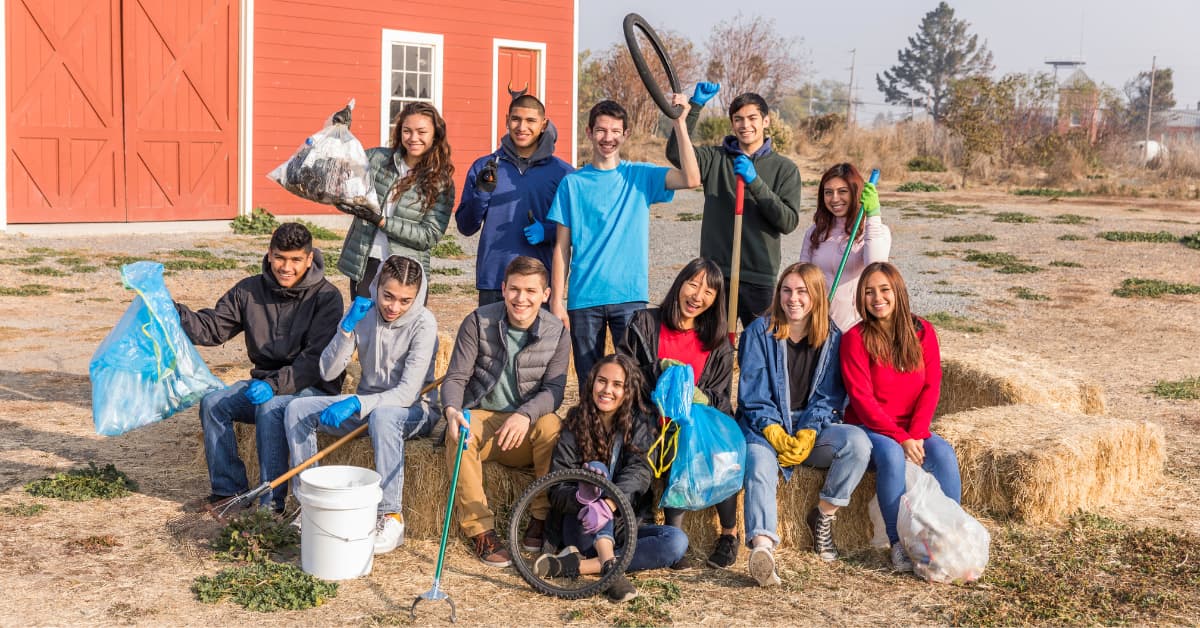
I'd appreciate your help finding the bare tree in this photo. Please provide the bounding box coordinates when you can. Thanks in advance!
[581,30,702,136]
[703,14,806,113]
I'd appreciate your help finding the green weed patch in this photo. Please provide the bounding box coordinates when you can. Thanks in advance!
[922,250,957,258]
[924,311,998,333]
[906,156,946,172]
[19,266,68,277]
[897,181,943,193]
[1057,234,1087,241]
[947,512,1200,625]
[1150,377,1200,400]
[1009,286,1050,301]
[1097,231,1177,243]
[612,578,681,627]
[298,220,341,241]
[1179,233,1200,250]
[1112,278,1200,298]
[0,284,53,296]
[993,212,1040,224]
[1050,213,1095,224]
[1049,260,1083,268]
[677,212,702,222]
[211,509,300,562]
[431,236,466,259]
[1012,188,1086,197]
[24,463,137,501]
[0,255,45,265]
[943,233,995,243]
[428,283,452,295]
[231,208,280,235]
[432,267,463,276]
[193,561,338,612]
[964,251,1041,274]
[1,502,46,517]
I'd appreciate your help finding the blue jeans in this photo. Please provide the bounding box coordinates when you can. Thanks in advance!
[199,380,320,508]
[284,395,433,514]
[567,301,645,390]
[561,515,688,572]
[866,431,961,544]
[743,423,872,546]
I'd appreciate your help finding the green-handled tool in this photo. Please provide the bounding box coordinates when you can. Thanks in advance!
[829,168,881,302]
[411,409,471,623]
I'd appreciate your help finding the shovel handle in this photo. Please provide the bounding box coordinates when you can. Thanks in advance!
[727,176,746,344]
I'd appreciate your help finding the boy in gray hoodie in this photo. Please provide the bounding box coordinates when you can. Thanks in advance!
[282,255,439,555]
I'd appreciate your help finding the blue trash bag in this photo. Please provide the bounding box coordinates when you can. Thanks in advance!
[653,364,747,510]
[89,262,225,436]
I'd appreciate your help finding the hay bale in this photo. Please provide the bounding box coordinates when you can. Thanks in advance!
[938,346,1106,416]
[936,405,1165,522]
[674,468,878,552]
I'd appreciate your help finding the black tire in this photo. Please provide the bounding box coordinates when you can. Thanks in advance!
[622,13,684,120]
[508,468,638,599]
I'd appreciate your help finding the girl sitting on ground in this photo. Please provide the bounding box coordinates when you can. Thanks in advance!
[800,163,891,331]
[617,258,735,569]
[537,354,688,603]
[839,261,961,573]
[333,102,456,297]
[738,262,871,586]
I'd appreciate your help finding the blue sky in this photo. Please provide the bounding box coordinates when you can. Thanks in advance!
[578,0,1200,120]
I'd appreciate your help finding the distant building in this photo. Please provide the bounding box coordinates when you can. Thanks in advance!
[1054,69,1102,143]
[1156,109,1200,145]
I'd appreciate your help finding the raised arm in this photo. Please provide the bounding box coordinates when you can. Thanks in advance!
[663,94,701,190]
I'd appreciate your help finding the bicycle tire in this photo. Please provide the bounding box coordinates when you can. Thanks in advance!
[508,468,638,599]
[622,13,684,120]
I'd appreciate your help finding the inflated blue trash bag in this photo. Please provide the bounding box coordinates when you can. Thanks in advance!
[89,262,225,436]
[653,364,746,510]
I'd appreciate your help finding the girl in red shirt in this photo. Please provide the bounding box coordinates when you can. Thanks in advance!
[839,261,961,573]
[618,257,734,569]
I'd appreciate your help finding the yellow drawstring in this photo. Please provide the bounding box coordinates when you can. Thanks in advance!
[646,418,679,479]
[131,278,179,383]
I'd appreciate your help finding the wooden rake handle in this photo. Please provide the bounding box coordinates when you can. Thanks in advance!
[267,375,445,490]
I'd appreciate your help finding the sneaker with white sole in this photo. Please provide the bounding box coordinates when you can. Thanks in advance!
[890,542,914,573]
[748,545,781,587]
[374,514,404,555]
[533,545,582,579]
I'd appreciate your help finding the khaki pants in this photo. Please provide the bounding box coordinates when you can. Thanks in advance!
[445,409,561,538]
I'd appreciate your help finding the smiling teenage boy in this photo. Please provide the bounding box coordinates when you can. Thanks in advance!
[440,256,570,567]
[549,96,701,389]
[175,223,344,511]
[667,86,802,330]
[456,95,574,306]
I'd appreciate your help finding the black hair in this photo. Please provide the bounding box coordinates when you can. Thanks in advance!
[587,100,628,130]
[728,92,770,119]
[509,94,546,116]
[270,222,313,253]
[376,255,423,289]
[658,257,728,352]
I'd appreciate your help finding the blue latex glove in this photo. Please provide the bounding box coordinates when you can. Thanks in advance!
[320,396,361,429]
[692,82,720,105]
[244,380,274,405]
[340,296,374,333]
[575,461,611,504]
[733,155,758,185]
[524,220,546,245]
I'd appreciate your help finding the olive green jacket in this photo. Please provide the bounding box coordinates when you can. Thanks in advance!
[337,147,455,281]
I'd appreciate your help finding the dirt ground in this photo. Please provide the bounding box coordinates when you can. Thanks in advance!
[0,186,1198,626]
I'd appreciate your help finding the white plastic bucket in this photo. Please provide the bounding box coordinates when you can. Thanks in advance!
[295,465,382,581]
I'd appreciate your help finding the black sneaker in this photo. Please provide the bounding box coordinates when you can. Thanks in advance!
[806,507,839,561]
[533,545,582,579]
[707,534,738,569]
[602,560,638,603]
[668,553,696,570]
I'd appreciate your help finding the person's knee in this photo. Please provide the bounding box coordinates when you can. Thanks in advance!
[664,527,689,562]
[530,413,561,441]
[842,429,873,466]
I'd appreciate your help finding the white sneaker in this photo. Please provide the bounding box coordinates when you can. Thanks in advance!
[374,514,404,555]
[748,545,781,587]
[890,542,914,573]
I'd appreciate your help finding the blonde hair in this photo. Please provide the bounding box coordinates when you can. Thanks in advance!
[768,262,829,347]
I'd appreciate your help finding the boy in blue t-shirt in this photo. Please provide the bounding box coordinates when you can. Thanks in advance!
[548,97,700,389]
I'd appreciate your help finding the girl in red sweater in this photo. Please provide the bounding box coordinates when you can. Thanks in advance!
[839,261,961,573]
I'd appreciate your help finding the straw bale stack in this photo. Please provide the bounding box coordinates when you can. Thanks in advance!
[936,404,1164,522]
[938,346,1106,416]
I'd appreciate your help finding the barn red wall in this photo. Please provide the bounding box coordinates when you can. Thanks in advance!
[252,0,576,216]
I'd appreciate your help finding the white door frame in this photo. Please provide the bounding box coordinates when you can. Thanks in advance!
[491,38,547,150]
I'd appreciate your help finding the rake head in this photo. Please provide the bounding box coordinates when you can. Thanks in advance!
[410,581,457,624]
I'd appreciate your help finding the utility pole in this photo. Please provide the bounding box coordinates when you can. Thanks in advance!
[1144,55,1157,162]
[846,48,856,129]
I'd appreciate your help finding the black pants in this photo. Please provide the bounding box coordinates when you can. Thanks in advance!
[349,257,382,299]
[723,280,773,332]
[664,494,739,532]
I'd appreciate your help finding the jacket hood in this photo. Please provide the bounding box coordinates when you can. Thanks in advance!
[261,248,328,297]
[501,118,560,169]
[721,135,773,158]
[366,254,429,329]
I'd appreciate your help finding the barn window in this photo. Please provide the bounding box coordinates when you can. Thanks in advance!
[380,30,444,144]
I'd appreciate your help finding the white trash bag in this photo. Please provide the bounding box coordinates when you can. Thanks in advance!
[267,99,380,211]
[898,461,990,583]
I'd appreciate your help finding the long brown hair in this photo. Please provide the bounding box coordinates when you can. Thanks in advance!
[388,102,454,212]
[767,262,829,347]
[564,354,649,463]
[810,162,865,252]
[659,258,727,352]
[855,262,924,372]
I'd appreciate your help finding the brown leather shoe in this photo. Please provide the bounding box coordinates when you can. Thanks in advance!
[521,518,546,553]
[471,530,512,568]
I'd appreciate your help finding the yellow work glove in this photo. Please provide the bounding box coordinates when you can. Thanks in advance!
[762,424,792,455]
[777,429,817,467]
[692,388,709,405]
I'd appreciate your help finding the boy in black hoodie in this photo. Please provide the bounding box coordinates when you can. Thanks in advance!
[175,223,344,510]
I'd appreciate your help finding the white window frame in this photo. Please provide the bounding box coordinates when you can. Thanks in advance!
[491,38,547,149]
[380,29,444,146]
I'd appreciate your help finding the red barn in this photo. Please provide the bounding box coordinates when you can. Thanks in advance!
[1,0,578,228]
